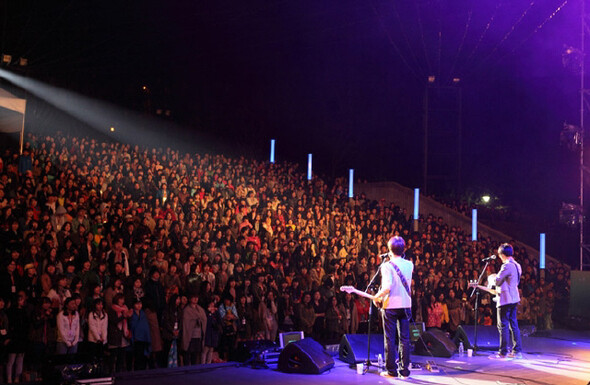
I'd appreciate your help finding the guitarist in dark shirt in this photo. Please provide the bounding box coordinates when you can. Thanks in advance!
[490,243,523,359]
[471,244,523,360]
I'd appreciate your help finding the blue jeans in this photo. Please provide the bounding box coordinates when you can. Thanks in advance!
[497,303,522,355]
[56,342,78,355]
[382,308,411,377]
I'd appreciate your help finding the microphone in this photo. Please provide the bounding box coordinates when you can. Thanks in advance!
[481,255,497,262]
[379,252,391,260]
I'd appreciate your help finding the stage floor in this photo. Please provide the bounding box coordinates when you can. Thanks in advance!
[115,330,590,385]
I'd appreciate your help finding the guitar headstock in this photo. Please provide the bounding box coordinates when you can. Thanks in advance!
[340,286,355,293]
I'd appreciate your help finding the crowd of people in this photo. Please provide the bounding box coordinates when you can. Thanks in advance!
[0,132,570,382]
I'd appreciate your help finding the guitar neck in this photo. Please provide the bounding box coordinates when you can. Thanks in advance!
[340,286,375,300]
[471,284,497,296]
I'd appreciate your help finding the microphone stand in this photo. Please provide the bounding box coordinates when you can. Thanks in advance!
[362,256,387,374]
[469,260,490,356]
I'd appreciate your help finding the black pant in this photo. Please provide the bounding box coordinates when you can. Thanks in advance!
[160,339,173,368]
[497,303,522,355]
[382,308,411,377]
[91,342,105,358]
[183,338,202,366]
[219,332,236,360]
[133,341,149,371]
[109,347,126,374]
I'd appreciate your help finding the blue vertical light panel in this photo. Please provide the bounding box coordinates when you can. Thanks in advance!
[270,139,275,163]
[307,154,312,181]
[413,188,419,220]
[472,209,477,241]
[540,233,546,269]
[348,169,354,198]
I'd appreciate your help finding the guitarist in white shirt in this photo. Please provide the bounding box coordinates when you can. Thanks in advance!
[489,243,523,360]
[372,236,413,379]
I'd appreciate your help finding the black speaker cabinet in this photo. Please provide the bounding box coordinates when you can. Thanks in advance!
[413,328,457,358]
[338,334,384,364]
[278,338,334,374]
[454,325,499,350]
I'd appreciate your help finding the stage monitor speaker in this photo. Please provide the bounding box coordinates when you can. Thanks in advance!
[413,328,456,358]
[454,325,499,350]
[338,334,384,364]
[410,322,425,342]
[278,338,334,374]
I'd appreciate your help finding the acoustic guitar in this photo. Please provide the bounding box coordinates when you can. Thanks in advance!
[468,277,499,303]
[340,285,387,309]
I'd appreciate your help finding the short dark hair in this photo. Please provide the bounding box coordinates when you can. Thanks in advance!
[388,236,406,256]
[64,297,75,308]
[499,243,513,257]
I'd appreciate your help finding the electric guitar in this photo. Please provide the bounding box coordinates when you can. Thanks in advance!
[339,285,387,309]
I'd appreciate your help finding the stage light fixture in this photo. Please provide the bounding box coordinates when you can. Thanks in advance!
[560,122,582,151]
[110,126,115,132]
[482,195,491,204]
[1,54,12,64]
[19,58,27,66]
[428,75,436,83]
[560,202,582,227]
[562,45,582,73]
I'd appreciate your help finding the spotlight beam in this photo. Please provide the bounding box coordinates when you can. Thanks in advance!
[0,68,128,137]
[0,68,219,153]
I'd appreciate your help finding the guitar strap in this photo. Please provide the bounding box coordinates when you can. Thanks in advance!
[509,259,521,285]
[390,261,411,298]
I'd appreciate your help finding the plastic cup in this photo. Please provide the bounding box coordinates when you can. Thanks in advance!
[467,349,473,357]
[356,363,364,374]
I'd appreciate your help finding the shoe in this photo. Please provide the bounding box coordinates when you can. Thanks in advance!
[397,371,410,380]
[507,352,523,359]
[488,353,512,360]
[380,371,397,378]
